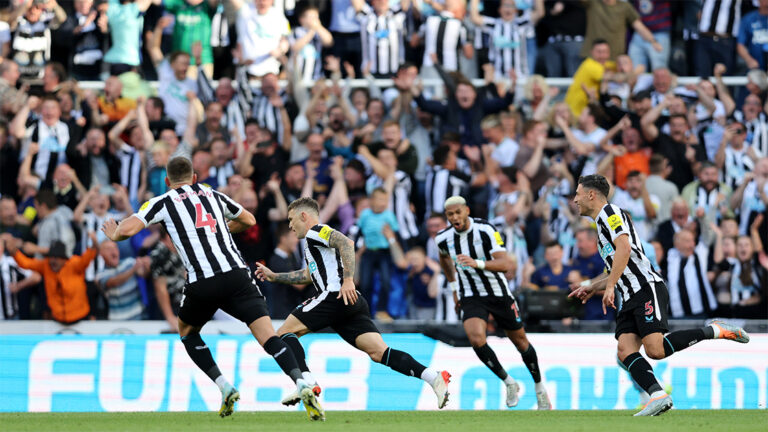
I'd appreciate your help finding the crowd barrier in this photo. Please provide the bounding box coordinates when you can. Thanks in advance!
[1,332,765,412]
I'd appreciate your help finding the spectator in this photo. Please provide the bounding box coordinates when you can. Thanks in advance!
[233,0,290,77]
[513,120,548,193]
[656,198,694,254]
[95,76,137,124]
[353,0,408,78]
[557,102,609,177]
[425,144,470,217]
[681,161,731,224]
[368,120,418,177]
[696,0,741,75]
[662,229,717,319]
[731,157,768,235]
[645,154,678,223]
[147,228,185,330]
[599,117,651,189]
[11,96,76,188]
[738,0,768,72]
[538,0,586,77]
[96,239,146,320]
[715,122,760,192]
[565,39,614,117]
[641,101,708,191]
[358,187,399,322]
[9,0,67,80]
[265,222,308,319]
[164,0,217,77]
[571,228,611,320]
[102,0,160,74]
[147,35,199,136]
[529,241,576,291]
[196,102,230,149]
[581,0,661,61]
[0,197,31,241]
[60,0,105,81]
[416,0,473,75]
[107,108,151,205]
[9,236,96,323]
[0,234,41,320]
[403,245,439,320]
[192,149,217,189]
[732,93,768,158]
[0,61,24,121]
[482,114,519,168]
[29,188,76,256]
[289,5,333,82]
[628,0,671,71]
[328,0,362,77]
[67,128,121,192]
[609,171,659,241]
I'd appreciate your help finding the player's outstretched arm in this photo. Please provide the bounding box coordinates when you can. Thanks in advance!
[227,209,256,234]
[568,273,609,303]
[102,216,145,242]
[255,263,311,284]
[602,235,631,314]
[328,230,358,305]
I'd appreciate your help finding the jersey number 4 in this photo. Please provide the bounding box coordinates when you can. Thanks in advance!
[194,203,217,234]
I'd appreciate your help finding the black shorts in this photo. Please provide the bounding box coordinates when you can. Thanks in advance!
[179,268,270,327]
[291,291,380,346]
[460,295,524,331]
[615,282,670,340]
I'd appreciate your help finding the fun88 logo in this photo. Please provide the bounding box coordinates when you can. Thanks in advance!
[309,261,318,273]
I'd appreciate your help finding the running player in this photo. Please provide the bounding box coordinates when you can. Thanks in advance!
[254,197,451,414]
[570,174,750,416]
[101,157,323,420]
[436,196,552,410]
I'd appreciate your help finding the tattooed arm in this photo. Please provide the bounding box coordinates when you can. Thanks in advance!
[328,229,359,304]
[254,264,312,284]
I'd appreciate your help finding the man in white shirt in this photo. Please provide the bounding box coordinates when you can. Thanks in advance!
[556,103,608,177]
[482,114,518,167]
[610,171,660,242]
[234,0,290,77]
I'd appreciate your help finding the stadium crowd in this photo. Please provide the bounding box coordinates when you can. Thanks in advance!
[0,0,766,329]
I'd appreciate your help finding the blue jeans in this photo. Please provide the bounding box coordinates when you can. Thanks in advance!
[359,249,392,313]
[540,40,583,77]
[628,31,670,71]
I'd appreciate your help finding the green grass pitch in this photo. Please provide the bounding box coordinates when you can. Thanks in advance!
[2,410,767,432]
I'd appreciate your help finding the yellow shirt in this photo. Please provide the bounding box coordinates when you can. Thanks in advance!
[564,58,616,117]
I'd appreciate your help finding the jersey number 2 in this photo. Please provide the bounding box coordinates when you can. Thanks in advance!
[195,203,217,234]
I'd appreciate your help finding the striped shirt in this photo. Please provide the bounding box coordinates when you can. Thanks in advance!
[81,212,123,282]
[476,16,529,78]
[96,257,143,320]
[303,224,345,294]
[290,26,324,82]
[699,0,742,37]
[421,12,469,72]
[0,255,30,320]
[116,142,143,205]
[595,203,664,303]
[425,167,470,219]
[209,161,236,190]
[365,170,419,241]
[721,146,754,192]
[737,111,768,157]
[251,89,288,145]
[21,120,70,187]
[134,183,247,283]
[435,218,512,298]
[357,5,407,76]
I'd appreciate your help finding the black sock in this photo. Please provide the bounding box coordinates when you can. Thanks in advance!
[181,334,222,383]
[519,345,541,383]
[663,327,713,357]
[263,336,302,382]
[381,348,427,378]
[622,352,663,395]
[473,344,508,381]
[281,333,309,373]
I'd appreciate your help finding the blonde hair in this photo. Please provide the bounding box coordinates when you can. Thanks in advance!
[524,74,548,101]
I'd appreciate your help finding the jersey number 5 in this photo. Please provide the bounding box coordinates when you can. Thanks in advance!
[195,203,217,234]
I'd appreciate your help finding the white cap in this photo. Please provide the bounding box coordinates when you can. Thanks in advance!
[444,196,467,208]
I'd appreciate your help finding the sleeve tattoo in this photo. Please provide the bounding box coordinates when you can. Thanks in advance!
[328,229,356,279]
[272,268,312,284]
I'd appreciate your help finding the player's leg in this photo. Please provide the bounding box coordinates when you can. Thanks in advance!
[618,332,672,416]
[640,282,748,360]
[178,317,239,417]
[277,314,322,407]
[504,327,550,409]
[353,331,451,409]
[463,315,521,407]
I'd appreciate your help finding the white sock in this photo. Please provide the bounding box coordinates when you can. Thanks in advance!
[302,372,316,385]
[421,368,438,383]
[710,323,721,338]
[215,375,231,392]
[649,390,667,400]
[639,391,651,404]
[535,382,546,393]
[503,375,516,385]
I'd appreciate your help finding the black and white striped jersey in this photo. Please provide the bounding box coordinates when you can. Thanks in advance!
[366,170,419,241]
[0,255,30,320]
[116,142,143,205]
[290,26,324,81]
[251,89,288,145]
[209,161,236,190]
[595,204,664,303]
[357,5,407,76]
[420,12,469,72]
[134,183,247,283]
[303,224,344,294]
[698,0,741,37]
[721,146,755,191]
[435,218,512,298]
[81,211,123,281]
[475,16,529,78]
[425,167,470,218]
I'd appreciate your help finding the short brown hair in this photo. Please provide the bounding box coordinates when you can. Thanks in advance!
[287,197,319,216]
[166,157,194,184]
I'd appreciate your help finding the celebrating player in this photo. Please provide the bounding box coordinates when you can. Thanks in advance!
[436,196,552,410]
[254,197,452,415]
[101,157,322,420]
[570,174,750,416]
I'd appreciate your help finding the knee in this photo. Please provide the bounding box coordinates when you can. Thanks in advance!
[512,336,529,352]
[368,347,387,363]
[467,332,487,348]
[616,347,634,362]
[645,345,666,360]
